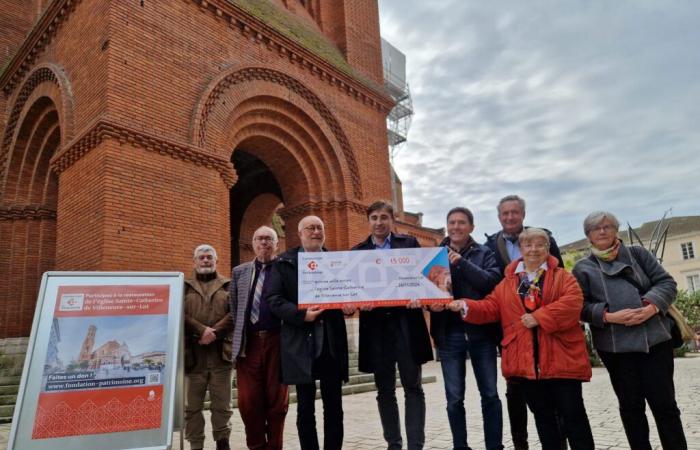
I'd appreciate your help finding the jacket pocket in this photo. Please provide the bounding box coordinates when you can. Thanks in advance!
[500,331,518,376]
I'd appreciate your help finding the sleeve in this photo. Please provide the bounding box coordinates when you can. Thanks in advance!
[633,247,677,313]
[572,262,607,328]
[531,271,584,334]
[229,268,239,320]
[453,248,502,297]
[213,283,234,335]
[463,282,505,324]
[267,261,308,326]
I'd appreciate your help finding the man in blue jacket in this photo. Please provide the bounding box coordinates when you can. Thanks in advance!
[430,207,503,450]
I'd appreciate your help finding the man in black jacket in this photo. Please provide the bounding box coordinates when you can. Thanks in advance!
[484,195,564,450]
[346,201,433,450]
[267,215,349,450]
[430,207,503,450]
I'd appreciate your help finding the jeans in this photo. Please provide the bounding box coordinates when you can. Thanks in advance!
[521,379,594,450]
[373,316,425,450]
[439,330,503,450]
[598,339,687,450]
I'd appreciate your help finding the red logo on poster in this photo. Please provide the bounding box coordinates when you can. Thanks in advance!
[307,261,318,271]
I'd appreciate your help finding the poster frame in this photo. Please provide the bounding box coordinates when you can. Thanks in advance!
[7,271,184,450]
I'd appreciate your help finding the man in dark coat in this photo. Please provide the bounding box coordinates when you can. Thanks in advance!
[348,201,433,450]
[483,195,564,450]
[267,215,349,450]
[430,207,504,450]
[230,225,288,450]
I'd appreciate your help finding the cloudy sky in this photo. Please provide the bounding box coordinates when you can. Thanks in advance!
[377,0,700,245]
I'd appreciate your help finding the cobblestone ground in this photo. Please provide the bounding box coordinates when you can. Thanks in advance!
[2,354,698,449]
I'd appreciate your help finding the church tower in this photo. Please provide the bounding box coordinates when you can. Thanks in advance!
[78,325,96,361]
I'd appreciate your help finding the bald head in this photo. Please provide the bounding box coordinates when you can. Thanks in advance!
[298,215,325,252]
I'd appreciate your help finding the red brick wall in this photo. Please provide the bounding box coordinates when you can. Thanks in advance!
[0,0,397,336]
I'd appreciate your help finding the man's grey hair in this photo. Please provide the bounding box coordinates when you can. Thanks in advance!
[583,211,620,236]
[193,244,217,259]
[253,225,279,243]
[497,195,526,213]
[297,215,324,232]
[518,228,550,248]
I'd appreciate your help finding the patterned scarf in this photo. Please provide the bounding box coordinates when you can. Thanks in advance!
[518,268,545,312]
[591,239,621,262]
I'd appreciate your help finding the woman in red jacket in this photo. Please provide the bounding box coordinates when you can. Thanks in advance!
[448,228,594,450]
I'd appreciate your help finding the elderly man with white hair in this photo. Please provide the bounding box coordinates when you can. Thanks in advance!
[230,226,288,450]
[184,244,233,450]
[267,215,349,450]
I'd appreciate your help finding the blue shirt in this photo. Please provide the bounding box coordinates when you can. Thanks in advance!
[505,239,522,262]
[372,234,392,250]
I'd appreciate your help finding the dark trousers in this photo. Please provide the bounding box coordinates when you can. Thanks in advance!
[236,331,288,450]
[521,379,594,450]
[598,340,687,450]
[373,317,425,450]
[506,379,529,449]
[295,346,344,450]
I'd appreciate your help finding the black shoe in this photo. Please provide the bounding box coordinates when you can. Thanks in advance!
[216,439,231,450]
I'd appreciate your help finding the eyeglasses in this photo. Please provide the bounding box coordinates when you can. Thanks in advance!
[591,225,616,233]
[253,236,275,242]
[521,243,548,250]
[303,225,324,233]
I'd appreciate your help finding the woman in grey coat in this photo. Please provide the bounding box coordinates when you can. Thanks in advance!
[572,211,687,450]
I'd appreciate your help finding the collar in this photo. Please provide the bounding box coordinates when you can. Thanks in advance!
[371,233,392,248]
[254,257,275,271]
[514,260,548,275]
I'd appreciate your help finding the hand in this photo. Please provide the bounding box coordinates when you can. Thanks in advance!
[198,327,217,345]
[447,247,462,266]
[360,304,374,311]
[304,306,323,322]
[521,313,539,329]
[604,308,640,325]
[341,304,357,315]
[429,303,446,312]
[624,304,657,326]
[446,300,466,313]
[406,299,422,309]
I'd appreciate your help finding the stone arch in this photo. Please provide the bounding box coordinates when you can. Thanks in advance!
[0,65,70,337]
[192,66,362,199]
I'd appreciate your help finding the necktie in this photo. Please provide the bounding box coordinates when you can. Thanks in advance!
[250,265,266,324]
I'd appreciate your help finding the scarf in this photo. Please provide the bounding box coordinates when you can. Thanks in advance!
[591,239,621,262]
[518,268,545,312]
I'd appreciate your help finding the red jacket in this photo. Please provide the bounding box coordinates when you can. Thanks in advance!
[464,255,591,381]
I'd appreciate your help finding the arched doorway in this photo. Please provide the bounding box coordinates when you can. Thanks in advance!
[0,96,61,337]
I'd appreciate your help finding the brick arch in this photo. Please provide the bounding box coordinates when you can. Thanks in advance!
[0,94,62,337]
[192,66,362,199]
[0,64,74,191]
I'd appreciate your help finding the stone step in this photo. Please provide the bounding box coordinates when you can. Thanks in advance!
[0,367,24,378]
[0,394,16,406]
[0,385,18,396]
[0,405,15,423]
[0,376,21,386]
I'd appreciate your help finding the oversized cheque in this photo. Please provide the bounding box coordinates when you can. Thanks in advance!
[298,247,453,309]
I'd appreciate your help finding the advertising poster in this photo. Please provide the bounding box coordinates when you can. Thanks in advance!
[32,284,170,439]
[298,247,453,309]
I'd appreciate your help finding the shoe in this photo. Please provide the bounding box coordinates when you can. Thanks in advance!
[216,439,231,450]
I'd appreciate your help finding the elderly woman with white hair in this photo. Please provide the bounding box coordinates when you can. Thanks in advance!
[572,211,687,450]
[448,228,594,450]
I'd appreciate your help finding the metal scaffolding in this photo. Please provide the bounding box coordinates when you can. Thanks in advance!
[381,38,414,163]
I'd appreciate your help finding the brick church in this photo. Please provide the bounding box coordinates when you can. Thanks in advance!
[0,0,442,339]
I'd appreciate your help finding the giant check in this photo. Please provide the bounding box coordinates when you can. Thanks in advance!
[298,247,453,309]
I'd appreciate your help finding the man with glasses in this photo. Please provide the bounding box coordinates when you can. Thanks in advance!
[484,195,564,450]
[184,244,233,450]
[267,216,349,450]
[230,226,288,450]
